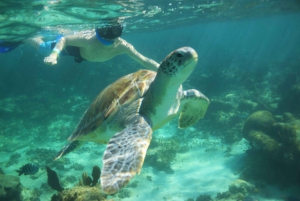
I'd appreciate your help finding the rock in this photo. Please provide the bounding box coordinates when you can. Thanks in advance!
[240,111,300,188]
[243,110,280,152]
[243,110,275,137]
[215,180,257,201]
[247,130,281,151]
[0,174,23,201]
[51,186,107,201]
[272,113,300,152]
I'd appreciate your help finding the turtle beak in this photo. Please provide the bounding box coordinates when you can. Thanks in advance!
[182,47,198,66]
[180,47,198,73]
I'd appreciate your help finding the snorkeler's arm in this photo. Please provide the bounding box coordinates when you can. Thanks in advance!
[123,41,159,71]
[43,37,66,65]
[44,35,89,66]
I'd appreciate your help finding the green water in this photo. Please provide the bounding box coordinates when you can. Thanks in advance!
[0,1,300,201]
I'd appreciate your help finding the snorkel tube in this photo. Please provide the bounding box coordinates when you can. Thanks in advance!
[95,29,114,46]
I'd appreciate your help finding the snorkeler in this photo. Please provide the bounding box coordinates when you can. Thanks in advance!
[43,21,159,71]
[1,20,159,71]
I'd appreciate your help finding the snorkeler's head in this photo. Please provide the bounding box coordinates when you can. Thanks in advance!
[96,23,123,40]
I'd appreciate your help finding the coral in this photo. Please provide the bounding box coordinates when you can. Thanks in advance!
[238,99,258,113]
[224,122,244,144]
[5,152,21,167]
[146,175,152,182]
[0,174,22,201]
[46,166,64,192]
[202,98,248,144]
[195,194,212,201]
[29,188,43,200]
[247,130,281,152]
[81,172,92,186]
[243,110,275,137]
[45,159,101,199]
[77,166,101,187]
[273,113,300,152]
[215,180,257,201]
[117,189,131,199]
[127,180,139,188]
[25,148,70,168]
[211,99,235,112]
[243,110,280,152]
[91,166,101,186]
[241,111,300,188]
[178,144,190,153]
[240,149,300,188]
[244,111,300,157]
[51,186,107,201]
[228,180,256,195]
[145,137,180,173]
[64,175,77,184]
[71,163,84,171]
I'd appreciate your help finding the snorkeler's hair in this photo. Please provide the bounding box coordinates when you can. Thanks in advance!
[100,18,122,27]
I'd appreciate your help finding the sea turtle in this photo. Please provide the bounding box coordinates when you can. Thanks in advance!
[54,47,210,194]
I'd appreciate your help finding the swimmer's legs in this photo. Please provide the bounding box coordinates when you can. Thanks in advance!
[24,37,56,56]
[1,37,57,56]
[23,37,44,51]
[0,41,23,53]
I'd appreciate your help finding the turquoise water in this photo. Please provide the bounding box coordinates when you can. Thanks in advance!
[1,1,300,201]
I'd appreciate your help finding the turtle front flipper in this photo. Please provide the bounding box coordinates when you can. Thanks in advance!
[178,89,210,128]
[101,116,152,194]
[54,140,84,160]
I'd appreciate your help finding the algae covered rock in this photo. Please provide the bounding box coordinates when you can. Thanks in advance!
[0,174,23,201]
[246,130,281,152]
[145,138,180,173]
[243,110,280,152]
[243,110,300,154]
[215,179,257,201]
[241,111,300,188]
[117,188,131,199]
[273,113,300,152]
[243,110,275,137]
[51,186,107,201]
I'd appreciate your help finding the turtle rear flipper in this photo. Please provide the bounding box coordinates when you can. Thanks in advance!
[178,89,210,128]
[101,116,152,194]
[54,140,84,160]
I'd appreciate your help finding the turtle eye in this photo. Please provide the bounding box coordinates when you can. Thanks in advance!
[176,53,183,57]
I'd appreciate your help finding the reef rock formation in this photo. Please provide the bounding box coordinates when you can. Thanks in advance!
[0,174,23,201]
[241,110,300,187]
[215,179,257,201]
[145,138,180,174]
[243,110,300,157]
[273,112,300,153]
[242,110,280,152]
[51,186,108,201]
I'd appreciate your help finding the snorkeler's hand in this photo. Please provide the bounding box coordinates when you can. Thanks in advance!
[44,54,58,66]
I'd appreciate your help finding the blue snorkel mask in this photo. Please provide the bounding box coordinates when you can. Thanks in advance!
[95,30,114,46]
[95,23,123,46]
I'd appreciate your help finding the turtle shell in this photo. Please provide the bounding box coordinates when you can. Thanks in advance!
[68,69,156,141]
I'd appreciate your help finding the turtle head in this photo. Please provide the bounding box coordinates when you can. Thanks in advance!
[158,47,198,83]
